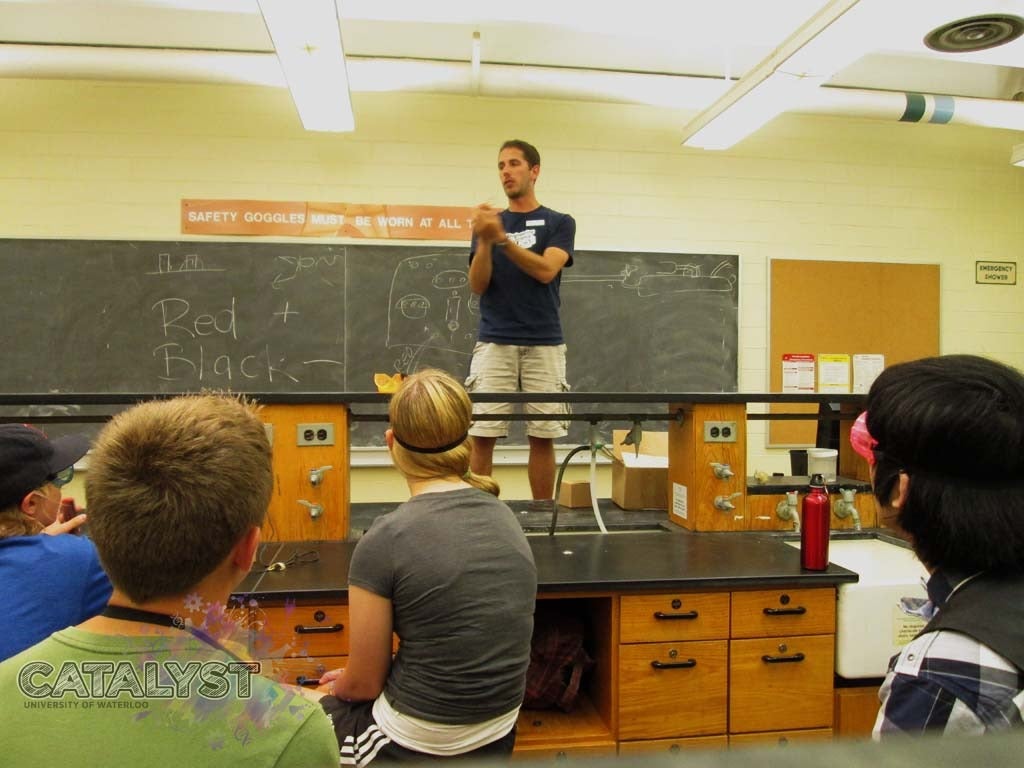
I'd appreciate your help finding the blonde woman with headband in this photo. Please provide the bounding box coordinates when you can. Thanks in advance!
[319,369,537,764]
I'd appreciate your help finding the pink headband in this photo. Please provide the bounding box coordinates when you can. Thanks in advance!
[849,411,877,466]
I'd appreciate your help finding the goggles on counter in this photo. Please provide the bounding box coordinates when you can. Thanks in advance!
[849,411,877,466]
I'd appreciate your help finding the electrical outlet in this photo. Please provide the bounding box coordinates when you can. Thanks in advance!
[296,423,335,446]
[703,420,737,443]
[263,423,274,446]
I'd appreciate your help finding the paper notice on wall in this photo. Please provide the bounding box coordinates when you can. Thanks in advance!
[672,483,688,521]
[852,354,885,394]
[782,353,816,393]
[817,353,851,393]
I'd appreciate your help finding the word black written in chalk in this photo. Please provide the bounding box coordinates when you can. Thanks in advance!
[153,342,302,384]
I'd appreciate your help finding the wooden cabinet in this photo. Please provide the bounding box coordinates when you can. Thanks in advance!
[667,403,748,531]
[731,588,835,638]
[618,593,729,741]
[834,685,881,738]
[729,588,836,737]
[513,595,617,757]
[260,403,349,541]
[262,654,347,688]
[617,587,836,749]
[729,728,833,748]
[619,592,729,642]
[619,640,728,739]
[514,702,617,760]
[619,736,728,755]
[729,635,835,732]
[245,587,838,756]
[251,602,349,660]
[747,492,878,532]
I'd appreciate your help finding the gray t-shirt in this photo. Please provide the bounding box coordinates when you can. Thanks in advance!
[349,487,537,724]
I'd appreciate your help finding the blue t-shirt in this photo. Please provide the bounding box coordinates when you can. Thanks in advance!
[0,534,112,661]
[470,206,575,345]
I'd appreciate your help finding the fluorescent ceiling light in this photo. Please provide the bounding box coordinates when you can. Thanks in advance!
[1013,143,1024,167]
[681,0,863,150]
[257,0,354,132]
[683,71,821,150]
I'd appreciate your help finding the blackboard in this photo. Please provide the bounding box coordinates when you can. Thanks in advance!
[0,239,738,446]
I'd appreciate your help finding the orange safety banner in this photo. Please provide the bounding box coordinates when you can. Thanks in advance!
[181,200,476,241]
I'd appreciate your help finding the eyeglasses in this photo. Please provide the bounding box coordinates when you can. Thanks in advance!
[48,466,75,488]
[849,411,878,466]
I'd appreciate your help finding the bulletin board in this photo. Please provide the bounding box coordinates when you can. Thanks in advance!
[768,259,940,445]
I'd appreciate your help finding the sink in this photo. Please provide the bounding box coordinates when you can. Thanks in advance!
[788,536,929,678]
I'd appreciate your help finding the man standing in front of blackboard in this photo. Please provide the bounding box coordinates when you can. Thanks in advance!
[467,139,576,500]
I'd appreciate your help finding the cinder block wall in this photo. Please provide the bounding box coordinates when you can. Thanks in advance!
[3,79,1022,500]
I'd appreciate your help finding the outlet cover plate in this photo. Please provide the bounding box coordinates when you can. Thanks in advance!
[703,421,738,443]
[297,423,335,446]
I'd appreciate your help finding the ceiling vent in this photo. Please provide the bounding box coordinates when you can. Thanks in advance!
[924,14,1024,52]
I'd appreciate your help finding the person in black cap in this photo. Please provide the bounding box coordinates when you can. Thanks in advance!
[0,424,112,661]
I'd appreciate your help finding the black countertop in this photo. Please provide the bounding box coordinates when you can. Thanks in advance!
[234,528,857,603]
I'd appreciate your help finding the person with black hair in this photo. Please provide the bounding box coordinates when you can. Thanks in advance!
[851,354,1024,738]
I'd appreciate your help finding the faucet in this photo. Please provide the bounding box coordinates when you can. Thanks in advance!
[714,492,742,511]
[776,490,800,532]
[833,488,862,530]
[710,462,735,480]
[308,465,333,486]
[297,499,324,520]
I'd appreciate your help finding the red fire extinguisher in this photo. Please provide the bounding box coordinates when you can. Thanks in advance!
[800,474,830,571]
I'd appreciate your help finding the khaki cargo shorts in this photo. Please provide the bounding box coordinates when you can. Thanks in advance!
[464,342,570,439]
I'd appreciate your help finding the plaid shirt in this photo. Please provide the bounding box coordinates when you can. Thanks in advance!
[873,571,1024,738]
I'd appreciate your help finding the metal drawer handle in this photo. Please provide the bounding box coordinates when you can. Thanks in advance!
[762,606,807,616]
[294,623,344,634]
[651,659,697,669]
[761,652,806,664]
[653,610,699,620]
[295,675,321,687]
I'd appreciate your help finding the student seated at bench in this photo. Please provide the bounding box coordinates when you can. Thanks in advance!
[318,369,538,764]
[0,424,111,661]
[0,395,338,767]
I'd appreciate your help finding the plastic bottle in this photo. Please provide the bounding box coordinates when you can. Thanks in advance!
[800,474,830,570]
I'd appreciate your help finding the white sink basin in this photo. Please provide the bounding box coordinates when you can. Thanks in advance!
[788,537,929,678]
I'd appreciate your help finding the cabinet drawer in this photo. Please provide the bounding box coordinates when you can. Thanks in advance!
[253,604,349,658]
[512,742,616,760]
[260,654,347,688]
[729,729,833,748]
[729,635,835,733]
[730,588,835,638]
[618,736,728,755]
[618,640,727,739]
[620,593,729,643]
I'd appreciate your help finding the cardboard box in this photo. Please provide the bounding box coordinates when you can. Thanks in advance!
[557,481,592,508]
[611,430,669,510]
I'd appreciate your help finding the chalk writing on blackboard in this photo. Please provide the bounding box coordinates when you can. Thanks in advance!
[387,254,479,374]
[271,252,340,289]
[148,252,225,274]
[563,259,737,296]
[0,241,737,422]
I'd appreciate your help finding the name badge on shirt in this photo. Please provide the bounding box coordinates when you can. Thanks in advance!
[526,219,545,226]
